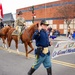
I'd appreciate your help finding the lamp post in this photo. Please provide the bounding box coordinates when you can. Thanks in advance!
[29,6,36,23]
[31,6,36,23]
[45,3,46,19]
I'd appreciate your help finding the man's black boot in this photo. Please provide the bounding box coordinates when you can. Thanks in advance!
[47,67,52,75]
[28,68,35,75]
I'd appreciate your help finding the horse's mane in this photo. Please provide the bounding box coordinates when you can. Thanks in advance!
[2,26,10,30]
[27,23,35,31]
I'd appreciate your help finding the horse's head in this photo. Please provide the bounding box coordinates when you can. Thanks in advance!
[1,26,12,35]
[22,23,39,40]
[28,23,39,32]
[33,23,39,31]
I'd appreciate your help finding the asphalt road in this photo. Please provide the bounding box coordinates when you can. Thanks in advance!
[0,39,75,75]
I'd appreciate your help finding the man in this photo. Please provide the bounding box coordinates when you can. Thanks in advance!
[15,11,26,32]
[12,11,26,41]
[47,26,52,36]
[72,31,75,39]
[67,26,71,37]
[0,18,4,29]
[28,19,52,75]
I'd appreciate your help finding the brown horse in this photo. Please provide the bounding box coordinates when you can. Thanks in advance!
[7,23,38,57]
[0,25,12,48]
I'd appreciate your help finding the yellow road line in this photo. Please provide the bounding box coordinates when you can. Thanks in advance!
[0,46,75,68]
[0,46,35,58]
[52,59,75,68]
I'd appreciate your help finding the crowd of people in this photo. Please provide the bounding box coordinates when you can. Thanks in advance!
[47,25,75,40]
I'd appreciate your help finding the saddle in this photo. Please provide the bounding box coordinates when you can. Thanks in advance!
[12,30,19,36]
[12,27,25,36]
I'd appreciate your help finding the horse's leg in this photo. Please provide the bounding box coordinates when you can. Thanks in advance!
[2,37,7,49]
[24,42,28,57]
[28,42,34,54]
[2,38,5,47]
[7,38,12,52]
[7,39,11,48]
[14,39,19,54]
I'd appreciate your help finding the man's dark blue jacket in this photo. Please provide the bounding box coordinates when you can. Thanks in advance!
[32,29,51,57]
[33,29,50,47]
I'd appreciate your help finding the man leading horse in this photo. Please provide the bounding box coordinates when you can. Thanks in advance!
[12,11,26,41]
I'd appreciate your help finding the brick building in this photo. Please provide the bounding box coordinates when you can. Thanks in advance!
[16,0,75,34]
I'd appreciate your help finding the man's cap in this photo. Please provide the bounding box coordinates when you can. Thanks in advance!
[40,19,49,26]
[17,11,22,15]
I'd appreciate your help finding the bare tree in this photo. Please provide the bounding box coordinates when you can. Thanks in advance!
[57,5,75,25]
[54,3,75,34]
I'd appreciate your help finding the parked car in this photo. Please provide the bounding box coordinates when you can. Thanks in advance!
[53,29,60,37]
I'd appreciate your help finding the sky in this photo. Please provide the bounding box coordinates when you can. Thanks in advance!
[0,0,59,14]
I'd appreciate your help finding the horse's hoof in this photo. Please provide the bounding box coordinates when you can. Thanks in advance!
[26,57,29,59]
[2,45,4,48]
[5,46,7,49]
[17,51,20,54]
[5,47,7,49]
[8,50,11,53]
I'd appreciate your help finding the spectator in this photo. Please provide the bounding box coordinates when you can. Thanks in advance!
[72,31,75,39]
[0,18,4,29]
[67,26,71,37]
[47,26,52,36]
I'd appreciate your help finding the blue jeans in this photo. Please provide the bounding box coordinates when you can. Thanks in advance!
[32,54,52,70]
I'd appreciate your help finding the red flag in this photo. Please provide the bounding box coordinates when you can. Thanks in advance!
[0,3,4,19]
